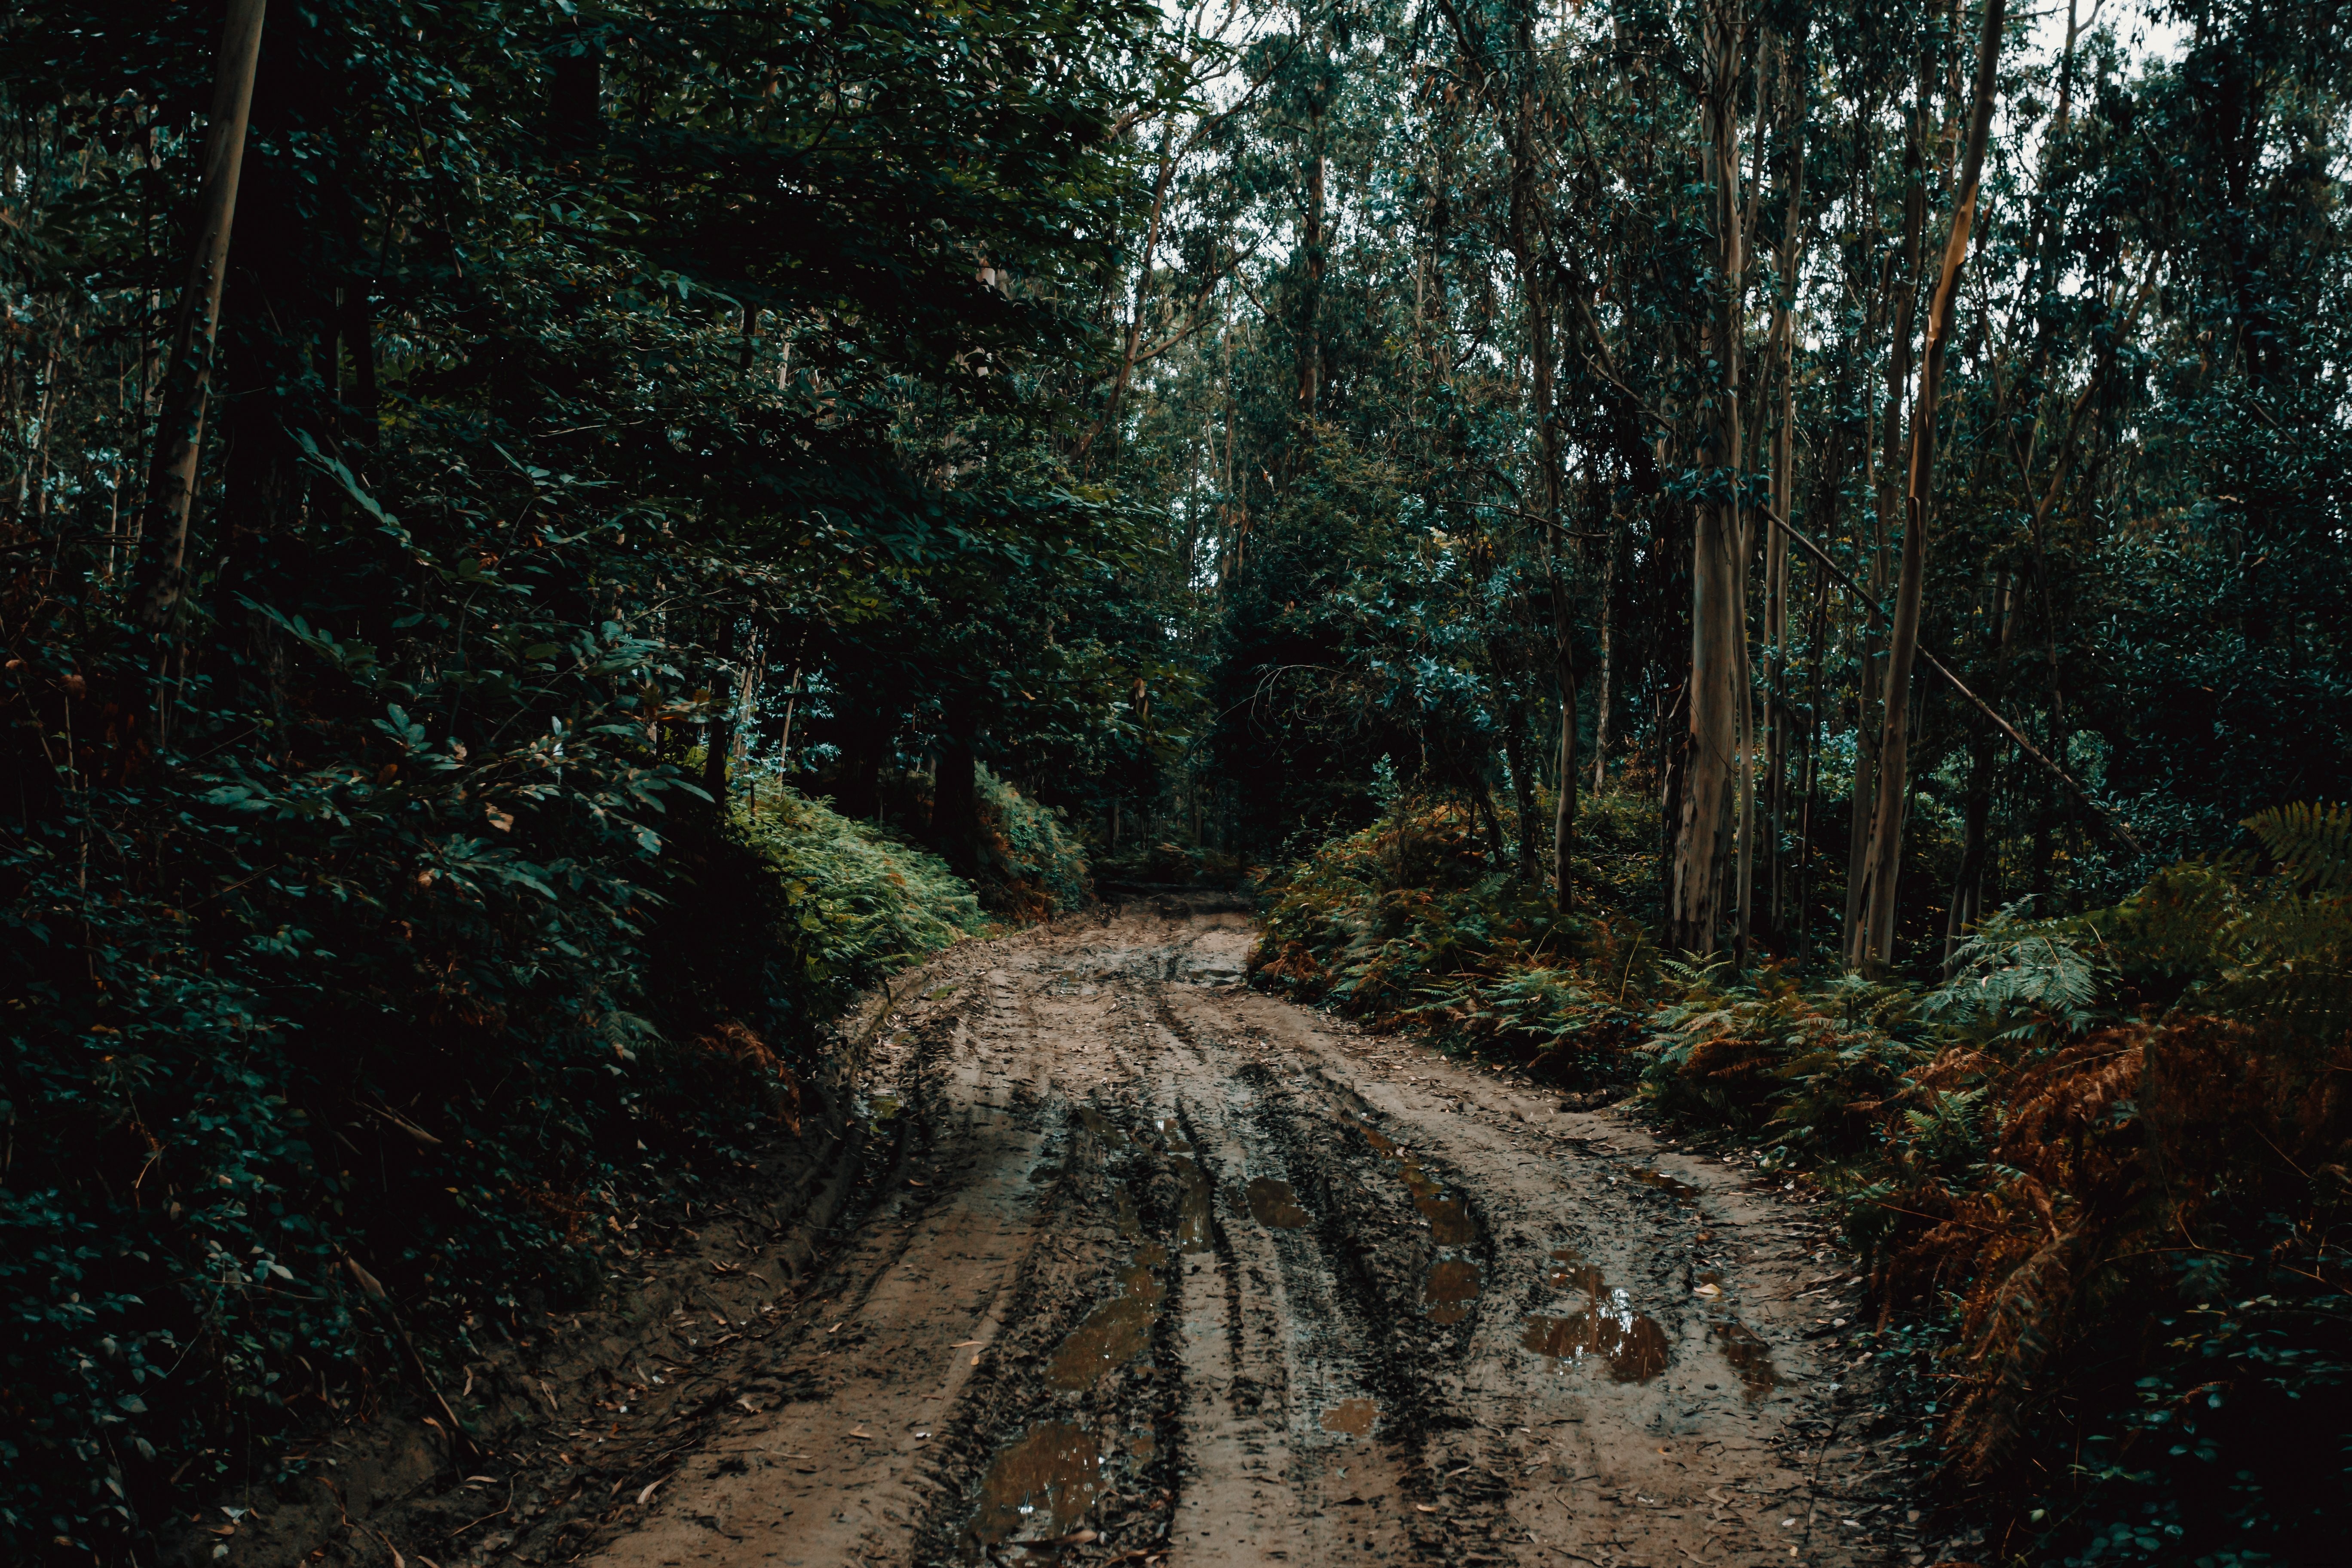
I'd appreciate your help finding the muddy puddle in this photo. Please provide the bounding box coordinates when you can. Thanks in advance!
[965,1421,1103,1556]
[1631,1167,1700,1201]
[1246,1176,1310,1229]
[1522,1297,1669,1380]
[1320,1398,1379,1436]
[1172,1158,1214,1253]
[1522,1247,1668,1381]
[1049,1245,1167,1390]
[1342,1109,1487,1325]
[1710,1319,1780,1399]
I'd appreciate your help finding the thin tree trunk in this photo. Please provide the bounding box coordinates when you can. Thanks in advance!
[1764,45,1807,941]
[1669,0,1747,959]
[1795,564,1831,961]
[1855,0,2007,974]
[1845,88,1926,968]
[1296,103,1325,417]
[132,0,268,635]
[1086,114,1179,466]
[702,619,739,802]
[1590,527,1615,793]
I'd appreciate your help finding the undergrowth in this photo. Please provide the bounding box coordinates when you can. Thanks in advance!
[1255,793,2352,1565]
[0,762,999,1560]
[975,765,1091,919]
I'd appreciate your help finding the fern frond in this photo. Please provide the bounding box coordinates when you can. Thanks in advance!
[2245,801,2352,894]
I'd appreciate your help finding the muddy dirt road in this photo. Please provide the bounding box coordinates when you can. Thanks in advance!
[580,901,1928,1568]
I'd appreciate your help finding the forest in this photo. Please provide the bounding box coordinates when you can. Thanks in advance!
[1,0,2346,1565]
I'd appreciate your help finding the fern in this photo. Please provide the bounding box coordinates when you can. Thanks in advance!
[1920,900,2108,1036]
[2245,801,2352,894]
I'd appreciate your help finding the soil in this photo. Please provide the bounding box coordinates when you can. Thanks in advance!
[206,900,1967,1568]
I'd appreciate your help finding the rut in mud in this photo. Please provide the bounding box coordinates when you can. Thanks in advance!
[575,901,1937,1568]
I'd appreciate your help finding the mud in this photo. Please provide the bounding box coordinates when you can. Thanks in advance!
[239,901,1956,1568]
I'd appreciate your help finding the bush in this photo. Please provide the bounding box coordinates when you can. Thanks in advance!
[974,766,1091,918]
[1252,790,1656,1084]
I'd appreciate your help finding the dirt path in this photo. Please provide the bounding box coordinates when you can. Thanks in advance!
[576,900,1926,1568]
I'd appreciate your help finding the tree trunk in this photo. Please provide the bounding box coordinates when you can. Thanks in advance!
[1668,0,1746,959]
[1763,45,1807,942]
[1943,573,2015,973]
[702,619,739,802]
[1854,0,2007,974]
[132,0,268,636]
[1296,102,1325,417]
[1844,82,1926,969]
[1590,526,1615,793]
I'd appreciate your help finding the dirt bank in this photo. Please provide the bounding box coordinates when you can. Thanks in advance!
[221,900,1969,1568]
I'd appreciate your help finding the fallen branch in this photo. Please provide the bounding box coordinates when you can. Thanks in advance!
[1767,509,2144,855]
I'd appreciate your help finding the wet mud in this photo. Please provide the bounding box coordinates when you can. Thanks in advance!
[569,900,1929,1568]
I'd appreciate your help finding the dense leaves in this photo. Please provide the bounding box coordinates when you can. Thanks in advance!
[0,0,1151,1556]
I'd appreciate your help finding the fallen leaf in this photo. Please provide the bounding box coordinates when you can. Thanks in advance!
[736,1396,760,1413]
[907,1179,927,1188]
[1416,1504,1438,1514]
[847,1427,873,1441]
[951,1340,981,1348]
[637,1482,660,1506]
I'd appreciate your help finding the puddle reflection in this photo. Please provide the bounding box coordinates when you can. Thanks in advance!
[1425,1258,1483,1323]
[1710,1319,1780,1400]
[1048,1253,1165,1390]
[1521,1289,1669,1381]
[966,1421,1101,1553]
[1630,1167,1700,1202]
[1524,1246,1667,1382]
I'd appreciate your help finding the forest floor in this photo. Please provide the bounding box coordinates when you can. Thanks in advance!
[564,897,1955,1568]
[238,897,1969,1568]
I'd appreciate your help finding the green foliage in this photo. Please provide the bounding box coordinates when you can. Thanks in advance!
[1253,790,1655,1082]
[740,786,986,994]
[974,765,1092,918]
[0,0,1142,1557]
[2244,801,2352,895]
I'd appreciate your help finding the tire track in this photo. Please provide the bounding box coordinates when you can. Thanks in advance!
[577,900,1923,1568]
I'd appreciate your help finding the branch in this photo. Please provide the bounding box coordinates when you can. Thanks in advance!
[1767,509,2144,855]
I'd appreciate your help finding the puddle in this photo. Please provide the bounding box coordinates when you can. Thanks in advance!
[1048,1254,1166,1389]
[1526,1250,1668,1381]
[1547,1250,1605,1295]
[1076,1106,1127,1149]
[966,1421,1102,1552]
[1521,1288,1669,1381]
[1113,1181,1142,1239]
[1341,1112,1485,1325]
[1172,1157,1214,1253]
[1630,1167,1700,1202]
[1709,1319,1780,1400]
[1150,1116,1193,1153]
[1246,1176,1310,1229]
[1424,1258,1483,1324]
[1417,1194,1475,1246]
[1320,1398,1379,1436]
